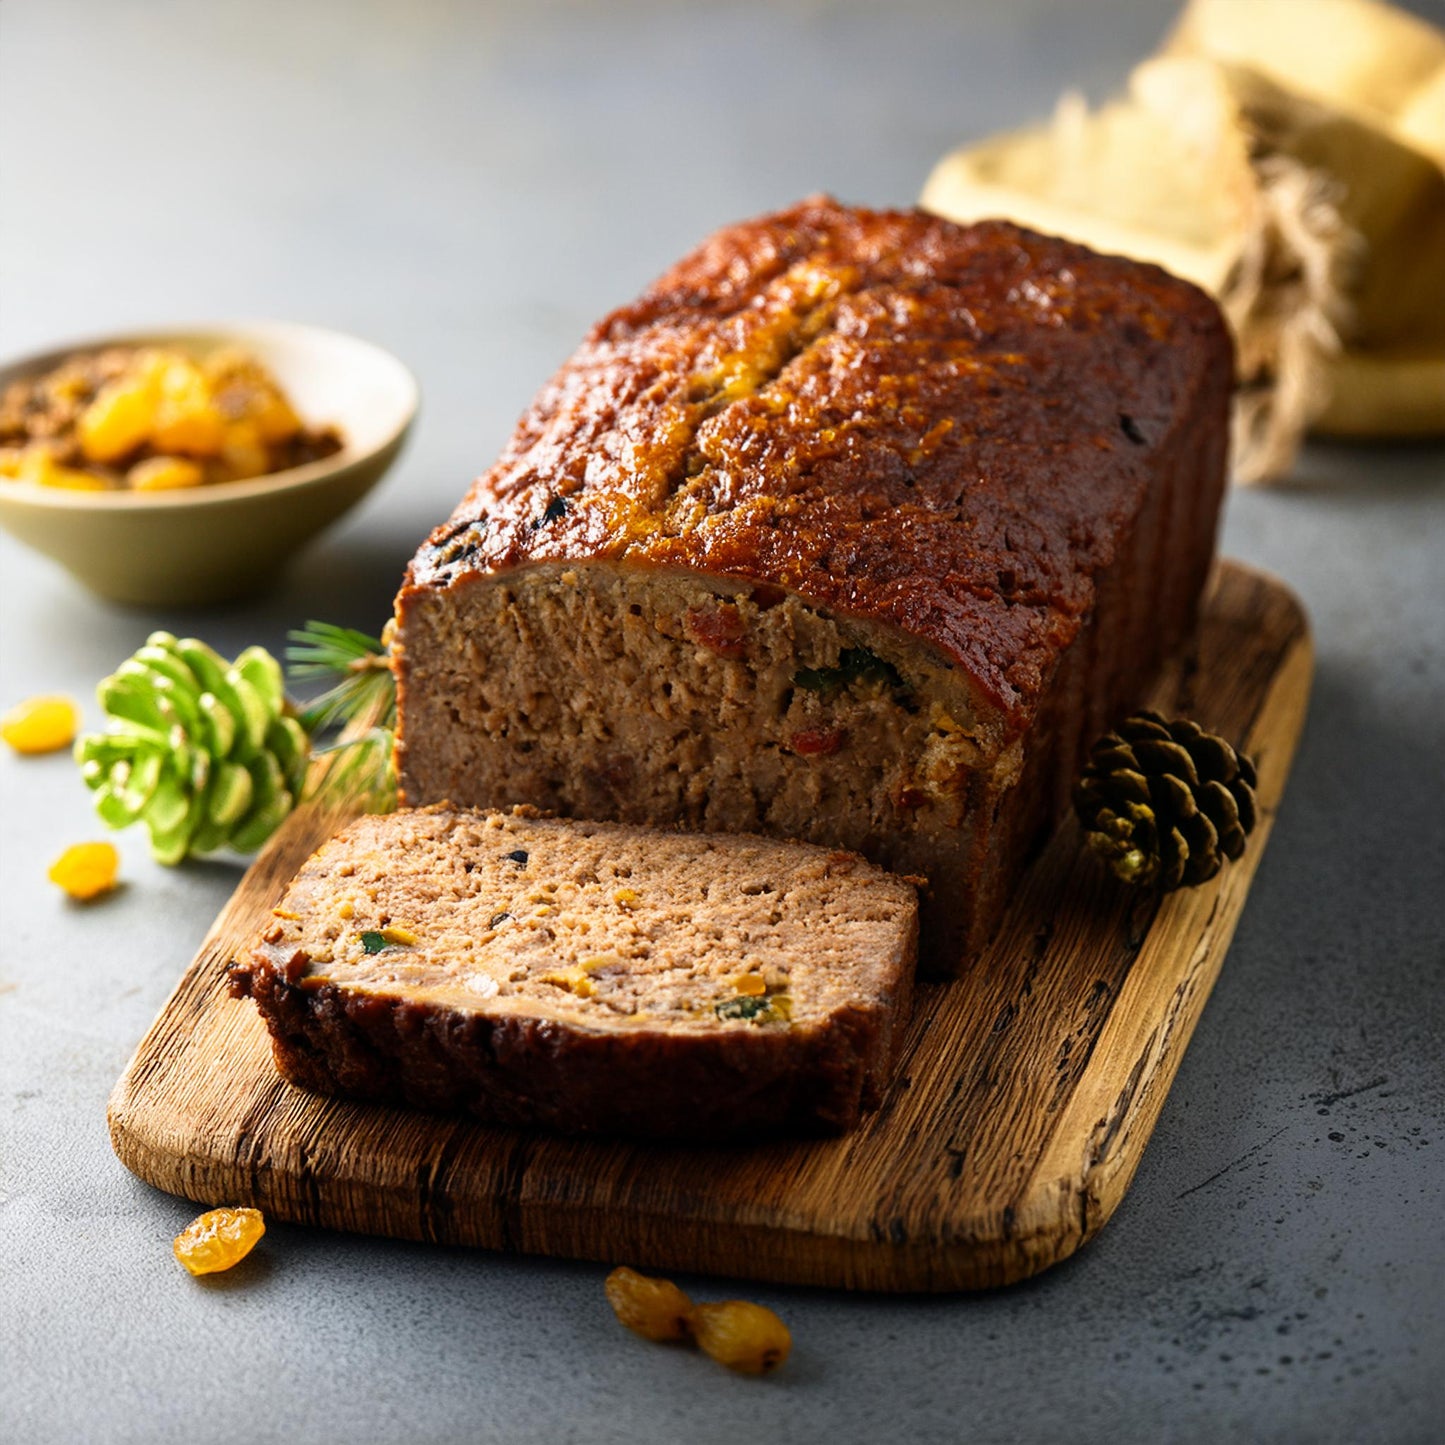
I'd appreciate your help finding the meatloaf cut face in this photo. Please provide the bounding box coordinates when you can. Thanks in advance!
[394,198,1234,972]
[234,805,918,1140]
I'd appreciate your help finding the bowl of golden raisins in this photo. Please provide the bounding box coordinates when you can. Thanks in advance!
[0,322,417,606]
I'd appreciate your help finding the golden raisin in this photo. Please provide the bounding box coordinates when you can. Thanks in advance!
[688,1300,792,1374]
[152,358,226,456]
[127,455,204,491]
[2,694,79,754]
[172,1206,265,1276]
[47,841,119,901]
[539,968,594,997]
[77,373,160,462]
[604,1266,694,1342]
[19,445,110,490]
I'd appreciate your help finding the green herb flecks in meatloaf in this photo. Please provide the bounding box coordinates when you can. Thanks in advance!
[393,197,1234,972]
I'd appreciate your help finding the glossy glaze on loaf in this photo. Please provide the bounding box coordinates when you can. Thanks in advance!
[394,198,1233,970]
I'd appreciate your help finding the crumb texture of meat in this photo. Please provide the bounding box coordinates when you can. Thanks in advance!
[238,805,917,1139]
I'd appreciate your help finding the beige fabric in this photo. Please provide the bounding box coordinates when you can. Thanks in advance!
[1164,0,1445,147]
[921,0,1445,481]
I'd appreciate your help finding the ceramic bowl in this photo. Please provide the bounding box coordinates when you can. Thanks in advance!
[0,322,418,607]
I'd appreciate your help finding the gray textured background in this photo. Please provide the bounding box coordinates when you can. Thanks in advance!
[2,2,1442,1442]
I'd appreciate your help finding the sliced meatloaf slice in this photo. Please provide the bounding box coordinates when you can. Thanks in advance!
[393,197,1234,972]
[232,804,917,1139]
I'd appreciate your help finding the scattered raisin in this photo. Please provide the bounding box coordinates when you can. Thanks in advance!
[172,1206,265,1276]
[604,1267,694,1342]
[604,1269,792,1374]
[48,841,119,900]
[2,694,79,754]
[688,1300,792,1374]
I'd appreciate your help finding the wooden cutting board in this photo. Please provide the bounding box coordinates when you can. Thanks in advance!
[108,560,1311,1292]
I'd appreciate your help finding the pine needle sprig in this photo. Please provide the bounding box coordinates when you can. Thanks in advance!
[286,621,396,737]
[306,726,398,812]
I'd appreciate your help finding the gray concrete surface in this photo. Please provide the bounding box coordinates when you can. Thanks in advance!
[2,2,1442,1441]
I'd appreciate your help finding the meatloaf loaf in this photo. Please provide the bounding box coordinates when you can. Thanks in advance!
[393,197,1234,973]
[232,805,917,1139]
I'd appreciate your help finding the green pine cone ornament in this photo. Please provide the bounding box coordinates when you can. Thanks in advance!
[75,632,310,864]
[1074,711,1258,891]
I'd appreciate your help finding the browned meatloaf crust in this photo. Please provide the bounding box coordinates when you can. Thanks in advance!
[232,805,917,1140]
[393,197,1233,973]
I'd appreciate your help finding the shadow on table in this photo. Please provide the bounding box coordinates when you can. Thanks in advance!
[1262,437,1445,496]
[243,530,420,636]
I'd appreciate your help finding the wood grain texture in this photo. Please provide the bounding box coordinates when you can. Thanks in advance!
[107,560,1311,1292]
